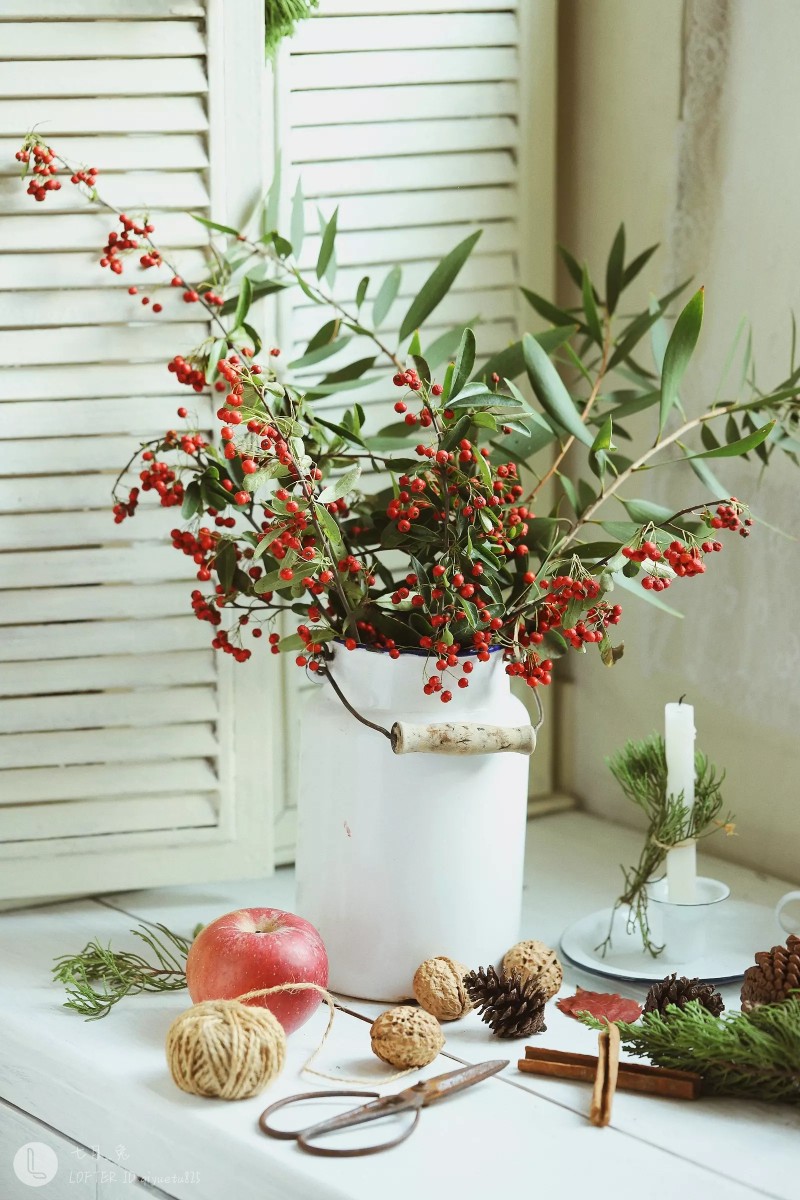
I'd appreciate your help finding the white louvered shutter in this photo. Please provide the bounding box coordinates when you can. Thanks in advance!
[270,0,556,860]
[0,0,280,900]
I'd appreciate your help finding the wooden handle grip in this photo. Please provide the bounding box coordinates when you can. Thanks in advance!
[390,722,536,756]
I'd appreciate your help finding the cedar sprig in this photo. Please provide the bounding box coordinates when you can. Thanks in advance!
[52,922,193,1020]
[581,1001,800,1105]
[597,734,733,957]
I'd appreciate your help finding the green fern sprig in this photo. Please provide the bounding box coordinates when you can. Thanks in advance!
[597,734,734,957]
[581,1001,800,1105]
[52,922,194,1020]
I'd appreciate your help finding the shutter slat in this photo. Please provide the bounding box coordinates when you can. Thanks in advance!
[0,136,208,175]
[293,117,517,163]
[0,323,207,365]
[0,362,186,401]
[0,651,214,696]
[1,760,216,806]
[1,616,208,662]
[291,47,516,90]
[0,21,205,58]
[0,795,217,843]
[304,187,516,232]
[292,288,516,343]
[0,546,194,588]
[0,436,193,476]
[0,723,216,770]
[291,81,517,126]
[0,1,204,16]
[0,250,209,291]
[0,172,208,214]
[0,96,208,134]
[0,291,210,328]
[0,396,211,440]
[292,12,517,52]
[302,151,515,197]
[0,211,208,251]
[297,221,516,268]
[0,583,192,626]
[317,0,516,11]
[0,508,181,549]
[0,58,207,98]
[0,687,217,733]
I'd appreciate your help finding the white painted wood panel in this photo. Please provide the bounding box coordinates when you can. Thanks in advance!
[0,396,211,440]
[3,759,217,804]
[302,187,517,232]
[2,616,209,662]
[291,81,518,126]
[0,582,192,625]
[0,0,203,15]
[0,723,216,770]
[0,211,208,251]
[0,135,208,174]
[0,289,207,327]
[296,220,518,268]
[290,47,517,90]
[0,21,205,58]
[0,323,207,365]
[0,546,194,588]
[0,794,217,842]
[0,249,209,291]
[320,0,517,11]
[292,116,518,162]
[0,686,217,733]
[0,95,208,134]
[0,650,215,696]
[0,508,180,549]
[0,172,209,214]
[0,58,207,98]
[292,12,518,52]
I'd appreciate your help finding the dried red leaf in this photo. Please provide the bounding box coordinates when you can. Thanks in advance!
[556,987,642,1024]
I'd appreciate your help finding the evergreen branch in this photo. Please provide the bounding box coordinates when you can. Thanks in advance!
[581,1001,800,1105]
[597,734,733,957]
[52,923,192,1020]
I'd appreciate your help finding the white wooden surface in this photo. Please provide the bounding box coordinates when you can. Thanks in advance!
[0,812,796,1200]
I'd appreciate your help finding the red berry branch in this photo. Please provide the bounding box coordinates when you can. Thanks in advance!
[17,135,800,706]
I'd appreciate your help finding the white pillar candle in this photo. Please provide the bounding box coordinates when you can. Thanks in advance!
[665,700,696,903]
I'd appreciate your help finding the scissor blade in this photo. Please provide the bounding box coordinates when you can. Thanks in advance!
[413,1059,509,1105]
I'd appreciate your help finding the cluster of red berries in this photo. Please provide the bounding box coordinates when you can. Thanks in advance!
[191,589,221,627]
[127,286,163,313]
[138,458,184,507]
[710,499,752,536]
[99,214,154,274]
[506,654,554,688]
[112,487,139,524]
[16,143,72,201]
[71,166,99,188]
[169,526,218,581]
[211,627,252,662]
[168,355,207,392]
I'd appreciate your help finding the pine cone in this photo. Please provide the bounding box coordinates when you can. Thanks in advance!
[644,973,725,1018]
[463,966,547,1038]
[740,935,800,1012]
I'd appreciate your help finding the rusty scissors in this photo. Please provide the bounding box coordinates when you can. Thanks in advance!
[259,1059,508,1157]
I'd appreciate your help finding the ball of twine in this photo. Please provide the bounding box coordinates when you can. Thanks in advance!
[371,1006,445,1069]
[166,998,286,1100]
[502,939,563,1000]
[413,956,473,1021]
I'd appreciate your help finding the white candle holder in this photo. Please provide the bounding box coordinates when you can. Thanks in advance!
[647,876,730,964]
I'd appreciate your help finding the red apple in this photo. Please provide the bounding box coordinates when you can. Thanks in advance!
[186,908,328,1034]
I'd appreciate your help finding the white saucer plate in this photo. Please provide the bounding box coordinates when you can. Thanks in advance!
[560,899,779,984]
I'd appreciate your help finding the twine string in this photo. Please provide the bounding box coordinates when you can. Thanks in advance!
[234,983,415,1086]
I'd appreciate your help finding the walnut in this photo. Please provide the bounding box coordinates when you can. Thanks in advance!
[502,939,563,1000]
[412,956,473,1021]
[370,1006,445,1069]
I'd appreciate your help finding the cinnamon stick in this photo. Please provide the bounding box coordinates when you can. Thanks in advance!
[518,1045,701,1101]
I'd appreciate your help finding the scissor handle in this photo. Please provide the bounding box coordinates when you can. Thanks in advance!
[259,1090,421,1157]
[259,1090,378,1140]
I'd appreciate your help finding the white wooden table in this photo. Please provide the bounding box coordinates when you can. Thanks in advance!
[1,812,797,1200]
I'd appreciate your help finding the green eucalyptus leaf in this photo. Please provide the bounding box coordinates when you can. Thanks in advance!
[523,333,593,446]
[264,157,281,235]
[191,214,239,237]
[557,244,584,290]
[620,497,675,523]
[315,207,338,281]
[220,280,285,316]
[612,569,684,616]
[621,242,659,289]
[372,266,402,327]
[290,177,304,256]
[605,223,626,315]
[233,275,253,329]
[314,416,367,448]
[449,327,476,400]
[591,415,614,453]
[288,337,353,371]
[355,275,369,309]
[313,501,344,553]
[426,324,469,371]
[398,230,481,342]
[659,287,704,435]
[582,263,604,343]
[607,308,665,372]
[215,540,236,591]
[688,419,775,459]
[521,287,582,331]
